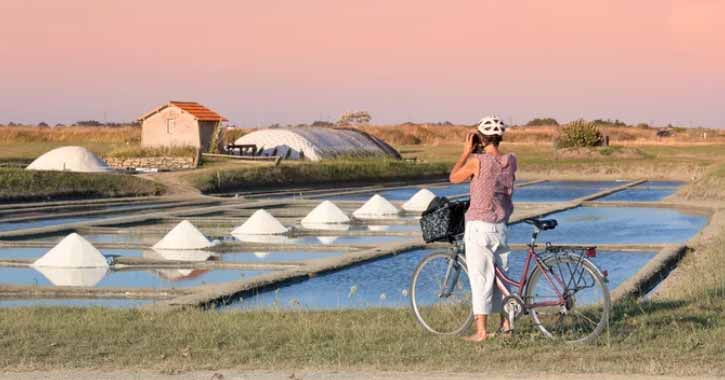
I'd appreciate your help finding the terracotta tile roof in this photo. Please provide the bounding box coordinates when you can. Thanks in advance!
[169,101,227,121]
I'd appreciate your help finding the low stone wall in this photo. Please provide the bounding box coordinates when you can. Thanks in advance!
[105,156,197,170]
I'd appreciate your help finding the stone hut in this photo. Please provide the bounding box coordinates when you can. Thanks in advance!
[139,101,227,152]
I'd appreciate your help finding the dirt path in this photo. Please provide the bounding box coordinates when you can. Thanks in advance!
[141,171,203,197]
[0,370,720,380]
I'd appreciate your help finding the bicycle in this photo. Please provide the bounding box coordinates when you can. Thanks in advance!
[410,217,610,344]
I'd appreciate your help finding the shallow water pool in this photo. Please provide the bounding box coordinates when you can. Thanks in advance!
[229,248,654,311]
[220,250,344,263]
[0,247,142,260]
[508,206,707,245]
[0,267,271,288]
[0,217,92,232]
[325,180,626,203]
[598,182,681,202]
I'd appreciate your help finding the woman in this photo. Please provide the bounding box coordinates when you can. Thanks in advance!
[449,115,517,342]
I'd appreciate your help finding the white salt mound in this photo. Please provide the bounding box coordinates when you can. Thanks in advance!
[253,251,271,259]
[34,233,109,268]
[232,209,288,235]
[33,266,108,287]
[301,201,350,225]
[352,194,400,219]
[26,146,111,173]
[402,188,437,212]
[153,220,213,250]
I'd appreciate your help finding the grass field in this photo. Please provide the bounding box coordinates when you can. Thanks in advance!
[0,124,724,375]
[0,275,723,375]
[0,168,165,202]
[183,158,450,193]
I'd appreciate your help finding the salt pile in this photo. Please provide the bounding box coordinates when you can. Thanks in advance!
[402,188,437,212]
[301,201,350,225]
[26,146,111,173]
[33,267,108,287]
[352,194,400,219]
[368,225,391,232]
[34,233,109,268]
[153,220,214,250]
[232,209,288,235]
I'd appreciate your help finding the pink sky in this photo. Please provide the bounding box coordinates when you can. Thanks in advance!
[1,0,723,127]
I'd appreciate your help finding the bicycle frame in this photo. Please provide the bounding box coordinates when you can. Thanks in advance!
[493,245,567,309]
[454,224,569,310]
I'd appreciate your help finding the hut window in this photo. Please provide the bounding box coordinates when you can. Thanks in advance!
[166,119,175,134]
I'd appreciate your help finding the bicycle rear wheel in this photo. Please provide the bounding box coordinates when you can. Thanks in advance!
[410,251,473,335]
[525,254,610,344]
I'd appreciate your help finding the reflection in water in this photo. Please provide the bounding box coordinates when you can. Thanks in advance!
[317,236,339,245]
[301,222,351,231]
[144,249,215,262]
[232,233,298,244]
[153,268,209,281]
[32,266,108,287]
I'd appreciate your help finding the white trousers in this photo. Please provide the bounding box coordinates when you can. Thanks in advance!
[464,220,511,315]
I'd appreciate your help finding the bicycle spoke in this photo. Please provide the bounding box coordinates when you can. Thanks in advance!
[526,254,609,343]
[411,253,473,335]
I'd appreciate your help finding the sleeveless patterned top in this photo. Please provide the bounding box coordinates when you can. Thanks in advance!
[464,153,517,224]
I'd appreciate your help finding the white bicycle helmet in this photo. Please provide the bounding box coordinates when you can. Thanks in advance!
[477,115,506,136]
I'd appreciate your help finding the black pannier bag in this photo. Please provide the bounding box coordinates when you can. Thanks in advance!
[419,197,470,243]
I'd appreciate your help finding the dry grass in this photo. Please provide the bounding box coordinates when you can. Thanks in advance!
[106,146,198,159]
[357,124,725,147]
[0,125,140,144]
[0,290,723,375]
[0,168,165,202]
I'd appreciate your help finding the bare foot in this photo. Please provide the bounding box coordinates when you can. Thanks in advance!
[463,332,488,342]
[462,331,496,342]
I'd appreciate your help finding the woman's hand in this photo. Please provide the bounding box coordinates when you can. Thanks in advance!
[463,132,476,156]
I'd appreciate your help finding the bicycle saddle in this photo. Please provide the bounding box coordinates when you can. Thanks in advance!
[524,218,558,231]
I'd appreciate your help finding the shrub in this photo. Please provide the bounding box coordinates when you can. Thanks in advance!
[337,111,372,126]
[525,117,559,126]
[222,127,250,146]
[555,119,603,148]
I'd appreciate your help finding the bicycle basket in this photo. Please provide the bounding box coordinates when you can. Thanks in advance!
[419,197,469,243]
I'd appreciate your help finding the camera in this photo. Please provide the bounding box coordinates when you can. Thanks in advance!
[471,132,485,154]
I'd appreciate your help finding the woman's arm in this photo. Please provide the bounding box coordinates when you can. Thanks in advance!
[449,133,479,184]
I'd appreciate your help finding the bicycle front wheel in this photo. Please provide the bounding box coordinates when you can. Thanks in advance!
[525,254,610,344]
[410,251,473,335]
